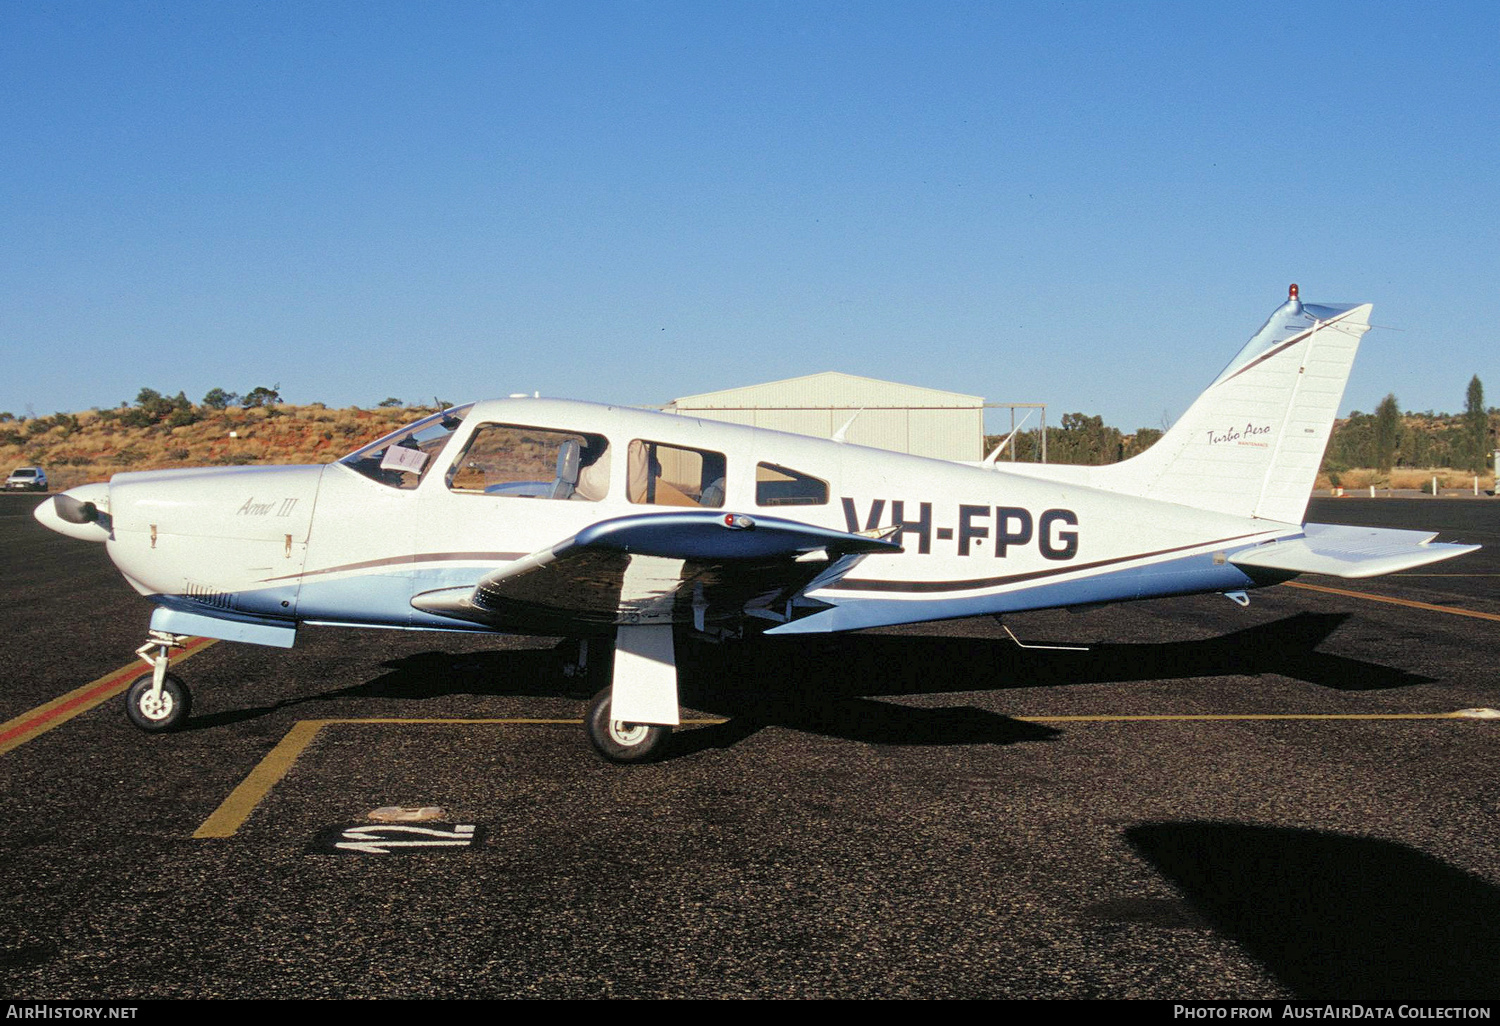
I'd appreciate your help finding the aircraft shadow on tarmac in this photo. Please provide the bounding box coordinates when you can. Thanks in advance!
[666,610,1433,756]
[1126,821,1500,1000]
[188,612,1434,754]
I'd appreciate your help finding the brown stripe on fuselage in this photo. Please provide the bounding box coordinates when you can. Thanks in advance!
[261,551,526,583]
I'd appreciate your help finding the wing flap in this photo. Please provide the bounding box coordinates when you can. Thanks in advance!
[1229,523,1479,579]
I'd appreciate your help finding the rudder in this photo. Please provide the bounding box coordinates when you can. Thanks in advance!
[1096,286,1373,524]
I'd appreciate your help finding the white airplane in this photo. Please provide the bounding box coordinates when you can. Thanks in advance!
[35,286,1478,762]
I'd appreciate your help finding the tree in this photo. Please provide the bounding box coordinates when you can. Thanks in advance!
[133,388,171,422]
[1048,413,1125,465]
[117,387,198,428]
[1323,411,1373,471]
[1373,394,1401,473]
[242,384,282,408]
[1463,375,1488,473]
[1124,427,1162,458]
[165,392,199,427]
[378,397,404,408]
[120,389,162,427]
[202,388,239,410]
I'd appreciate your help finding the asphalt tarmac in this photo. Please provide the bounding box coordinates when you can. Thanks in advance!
[1,493,1497,1000]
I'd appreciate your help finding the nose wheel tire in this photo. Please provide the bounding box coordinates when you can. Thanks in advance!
[585,688,670,763]
[124,672,192,733]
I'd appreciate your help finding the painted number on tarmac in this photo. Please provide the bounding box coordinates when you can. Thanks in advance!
[309,823,484,855]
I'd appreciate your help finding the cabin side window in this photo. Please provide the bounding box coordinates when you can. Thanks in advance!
[755,462,829,507]
[627,440,725,508]
[447,423,611,500]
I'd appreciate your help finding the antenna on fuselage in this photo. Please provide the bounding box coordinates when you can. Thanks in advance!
[984,409,1035,465]
[435,395,461,430]
[831,409,863,444]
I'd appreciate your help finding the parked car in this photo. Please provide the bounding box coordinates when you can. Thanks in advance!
[5,467,47,492]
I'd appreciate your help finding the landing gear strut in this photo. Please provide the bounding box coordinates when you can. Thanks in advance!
[582,625,680,763]
[125,631,193,733]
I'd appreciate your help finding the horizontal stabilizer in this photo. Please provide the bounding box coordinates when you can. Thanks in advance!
[1229,523,1479,579]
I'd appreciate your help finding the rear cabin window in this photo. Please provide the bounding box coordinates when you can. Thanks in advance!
[627,440,726,508]
[447,424,611,500]
[755,462,829,507]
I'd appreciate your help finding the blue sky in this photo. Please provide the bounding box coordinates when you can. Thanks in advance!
[2,1,1496,433]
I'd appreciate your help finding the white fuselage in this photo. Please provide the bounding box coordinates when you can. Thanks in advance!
[51,397,1291,644]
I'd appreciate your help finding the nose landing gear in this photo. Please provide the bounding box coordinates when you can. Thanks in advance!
[125,631,194,733]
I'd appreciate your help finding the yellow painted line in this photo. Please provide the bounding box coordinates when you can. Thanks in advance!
[1284,581,1500,623]
[199,718,578,838]
[194,719,327,839]
[192,715,730,838]
[194,715,725,837]
[0,637,218,756]
[1014,712,1481,723]
[194,710,1483,839]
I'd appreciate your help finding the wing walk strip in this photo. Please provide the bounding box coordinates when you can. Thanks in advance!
[0,636,218,757]
[196,709,1495,839]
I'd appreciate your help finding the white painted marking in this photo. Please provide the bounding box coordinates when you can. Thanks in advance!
[336,840,473,853]
[334,823,480,854]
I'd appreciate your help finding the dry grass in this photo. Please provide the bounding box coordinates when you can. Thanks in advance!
[1,405,430,492]
[1316,468,1494,492]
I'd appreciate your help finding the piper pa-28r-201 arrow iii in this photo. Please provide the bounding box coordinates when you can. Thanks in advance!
[35,286,1479,762]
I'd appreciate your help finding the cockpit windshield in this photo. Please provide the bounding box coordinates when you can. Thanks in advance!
[340,404,473,489]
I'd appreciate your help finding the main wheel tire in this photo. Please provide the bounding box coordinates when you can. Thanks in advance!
[124,672,192,733]
[585,687,670,763]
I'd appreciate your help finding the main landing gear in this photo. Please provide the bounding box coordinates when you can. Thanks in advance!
[124,630,193,733]
[576,625,680,764]
[585,687,671,763]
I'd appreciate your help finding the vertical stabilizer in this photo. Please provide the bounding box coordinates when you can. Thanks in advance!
[1098,287,1373,524]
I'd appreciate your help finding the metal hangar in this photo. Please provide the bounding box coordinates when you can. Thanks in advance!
[664,372,985,462]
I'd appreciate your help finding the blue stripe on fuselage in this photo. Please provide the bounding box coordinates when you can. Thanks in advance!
[769,551,1259,634]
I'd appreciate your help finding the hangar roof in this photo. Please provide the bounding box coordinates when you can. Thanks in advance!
[667,371,984,410]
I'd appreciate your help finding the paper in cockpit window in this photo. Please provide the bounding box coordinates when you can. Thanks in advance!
[379,445,428,474]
